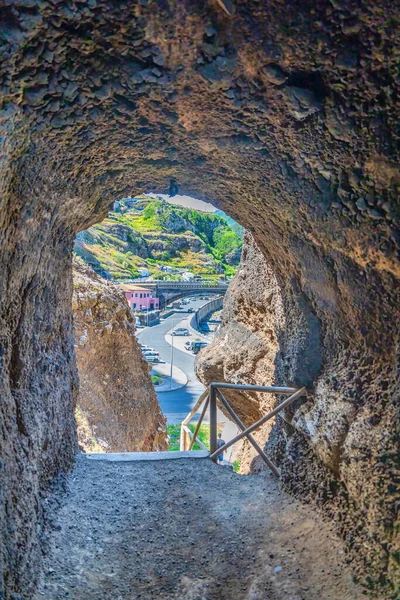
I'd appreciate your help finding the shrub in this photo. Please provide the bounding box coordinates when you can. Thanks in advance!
[213,226,242,259]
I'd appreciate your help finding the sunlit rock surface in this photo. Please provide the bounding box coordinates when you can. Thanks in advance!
[72,259,167,453]
[0,1,398,597]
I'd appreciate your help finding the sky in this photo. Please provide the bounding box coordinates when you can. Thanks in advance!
[147,193,216,213]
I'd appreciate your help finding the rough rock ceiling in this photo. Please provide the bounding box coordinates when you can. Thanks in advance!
[1,0,398,252]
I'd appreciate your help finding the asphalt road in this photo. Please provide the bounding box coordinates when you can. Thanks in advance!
[137,299,207,423]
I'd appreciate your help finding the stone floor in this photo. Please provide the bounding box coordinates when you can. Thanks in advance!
[35,455,368,600]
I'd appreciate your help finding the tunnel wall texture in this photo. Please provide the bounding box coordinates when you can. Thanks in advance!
[197,232,399,594]
[0,0,398,597]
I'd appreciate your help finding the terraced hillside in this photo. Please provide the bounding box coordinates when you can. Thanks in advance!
[74,197,242,281]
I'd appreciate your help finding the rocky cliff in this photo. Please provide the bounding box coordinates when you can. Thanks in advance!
[196,233,285,471]
[72,260,167,453]
[74,199,242,281]
[0,1,398,598]
[197,233,399,593]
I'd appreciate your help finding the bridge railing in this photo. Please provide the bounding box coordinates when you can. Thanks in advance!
[143,281,229,290]
[181,383,307,476]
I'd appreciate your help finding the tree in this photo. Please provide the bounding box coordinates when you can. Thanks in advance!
[212,226,242,259]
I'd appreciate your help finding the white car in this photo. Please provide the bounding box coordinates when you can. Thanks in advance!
[184,341,192,350]
[172,327,190,336]
[142,349,159,357]
[143,351,160,362]
[145,355,160,363]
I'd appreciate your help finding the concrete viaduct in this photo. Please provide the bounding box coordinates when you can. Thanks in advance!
[140,280,229,309]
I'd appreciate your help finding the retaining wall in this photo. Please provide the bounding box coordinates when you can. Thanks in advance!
[190,297,223,333]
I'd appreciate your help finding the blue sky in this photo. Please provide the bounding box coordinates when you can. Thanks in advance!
[148,193,216,213]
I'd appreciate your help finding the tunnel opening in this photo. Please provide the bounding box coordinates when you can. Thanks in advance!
[72,190,248,459]
[71,187,311,490]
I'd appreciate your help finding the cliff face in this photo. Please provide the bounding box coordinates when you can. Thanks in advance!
[74,200,241,281]
[196,233,285,470]
[0,1,399,597]
[72,260,167,453]
[197,233,399,591]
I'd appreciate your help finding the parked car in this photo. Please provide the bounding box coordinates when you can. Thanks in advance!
[187,308,194,313]
[172,327,190,336]
[140,344,152,351]
[142,350,159,358]
[145,355,160,363]
[184,341,192,350]
[192,341,209,354]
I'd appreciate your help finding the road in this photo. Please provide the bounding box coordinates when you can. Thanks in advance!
[137,299,207,423]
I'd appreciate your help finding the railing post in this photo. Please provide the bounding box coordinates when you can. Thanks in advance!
[209,385,217,461]
[180,423,186,451]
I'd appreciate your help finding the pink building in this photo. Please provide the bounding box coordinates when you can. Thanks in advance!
[120,285,159,311]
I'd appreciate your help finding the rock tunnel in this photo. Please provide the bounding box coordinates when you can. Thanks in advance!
[0,0,398,597]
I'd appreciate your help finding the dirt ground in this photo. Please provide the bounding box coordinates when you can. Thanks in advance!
[34,455,369,600]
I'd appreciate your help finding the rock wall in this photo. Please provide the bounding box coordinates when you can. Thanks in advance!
[196,233,286,470]
[72,260,167,453]
[0,0,398,597]
[197,233,399,594]
[0,223,78,597]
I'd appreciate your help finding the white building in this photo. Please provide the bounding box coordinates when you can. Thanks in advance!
[137,268,150,277]
[181,271,194,281]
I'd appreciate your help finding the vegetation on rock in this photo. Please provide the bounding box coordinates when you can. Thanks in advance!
[214,209,245,239]
[74,197,242,281]
[167,423,211,452]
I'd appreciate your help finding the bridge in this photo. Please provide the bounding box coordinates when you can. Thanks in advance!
[81,260,229,307]
[142,280,228,291]
[133,280,229,308]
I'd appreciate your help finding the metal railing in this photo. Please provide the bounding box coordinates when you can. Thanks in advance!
[180,390,210,452]
[180,383,307,477]
[135,281,229,290]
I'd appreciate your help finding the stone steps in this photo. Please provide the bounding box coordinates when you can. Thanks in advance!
[85,450,209,461]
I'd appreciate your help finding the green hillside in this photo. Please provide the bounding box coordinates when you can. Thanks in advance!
[74,197,242,282]
[214,209,245,239]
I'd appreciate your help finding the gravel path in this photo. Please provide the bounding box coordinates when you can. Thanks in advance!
[35,455,366,600]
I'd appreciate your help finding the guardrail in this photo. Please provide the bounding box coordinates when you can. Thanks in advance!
[180,390,210,452]
[180,383,307,476]
[190,297,223,332]
[142,281,229,290]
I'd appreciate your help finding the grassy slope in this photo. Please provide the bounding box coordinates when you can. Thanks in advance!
[74,198,242,281]
[214,209,245,239]
[167,423,211,452]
